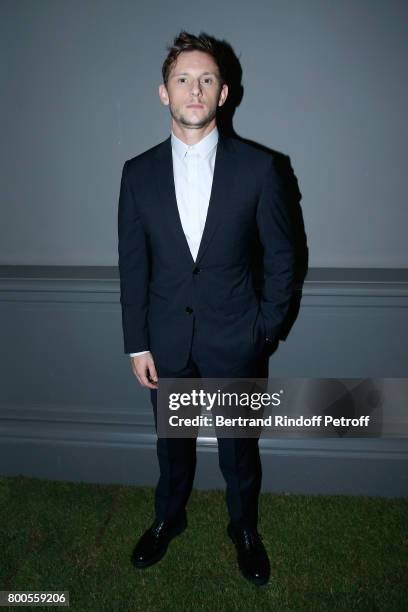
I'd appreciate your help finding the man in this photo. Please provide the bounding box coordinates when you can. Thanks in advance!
[117,31,295,586]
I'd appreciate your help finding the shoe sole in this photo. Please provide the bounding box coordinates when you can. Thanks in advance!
[227,524,269,586]
[131,517,187,569]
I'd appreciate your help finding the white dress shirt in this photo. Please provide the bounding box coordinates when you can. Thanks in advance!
[129,127,218,357]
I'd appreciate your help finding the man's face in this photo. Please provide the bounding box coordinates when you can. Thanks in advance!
[159,50,228,130]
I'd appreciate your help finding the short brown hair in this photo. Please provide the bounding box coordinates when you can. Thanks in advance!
[162,31,227,86]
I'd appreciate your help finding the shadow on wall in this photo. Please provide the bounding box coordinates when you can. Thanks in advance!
[212,34,309,355]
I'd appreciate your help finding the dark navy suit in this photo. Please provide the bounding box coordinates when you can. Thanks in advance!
[118,133,295,527]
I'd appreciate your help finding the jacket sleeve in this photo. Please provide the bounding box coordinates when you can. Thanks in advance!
[117,160,150,354]
[255,157,295,343]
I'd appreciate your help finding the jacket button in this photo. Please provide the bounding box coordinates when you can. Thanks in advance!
[192,266,200,274]
[185,306,193,314]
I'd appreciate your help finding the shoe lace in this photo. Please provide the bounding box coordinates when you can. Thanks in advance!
[151,520,166,537]
[241,528,264,552]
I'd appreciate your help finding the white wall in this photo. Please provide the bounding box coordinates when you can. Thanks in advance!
[1,0,407,267]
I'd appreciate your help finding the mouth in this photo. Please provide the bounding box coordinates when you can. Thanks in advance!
[186,104,204,108]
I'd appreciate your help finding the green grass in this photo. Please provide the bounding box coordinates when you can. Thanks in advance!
[0,476,407,611]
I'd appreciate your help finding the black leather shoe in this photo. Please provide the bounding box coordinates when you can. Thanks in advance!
[131,512,187,568]
[227,522,270,586]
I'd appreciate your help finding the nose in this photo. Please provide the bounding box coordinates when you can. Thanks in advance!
[190,78,202,96]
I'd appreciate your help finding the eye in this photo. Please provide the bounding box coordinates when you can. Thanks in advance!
[177,77,188,84]
[201,77,213,85]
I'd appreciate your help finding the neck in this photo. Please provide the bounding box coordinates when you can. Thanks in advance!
[171,120,217,145]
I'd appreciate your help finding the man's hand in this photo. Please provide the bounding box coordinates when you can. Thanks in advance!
[130,352,158,389]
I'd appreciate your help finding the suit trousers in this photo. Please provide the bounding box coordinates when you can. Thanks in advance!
[150,318,270,530]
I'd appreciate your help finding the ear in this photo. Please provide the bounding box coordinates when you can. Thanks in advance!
[159,83,169,106]
[218,83,229,107]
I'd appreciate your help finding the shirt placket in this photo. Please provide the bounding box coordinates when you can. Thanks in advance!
[186,150,201,260]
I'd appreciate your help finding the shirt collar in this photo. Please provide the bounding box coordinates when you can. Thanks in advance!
[171,126,219,161]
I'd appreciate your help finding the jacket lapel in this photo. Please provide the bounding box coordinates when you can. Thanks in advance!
[153,134,236,265]
[154,136,195,266]
[196,135,235,263]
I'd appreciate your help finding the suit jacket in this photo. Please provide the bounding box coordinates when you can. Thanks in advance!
[118,134,295,372]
